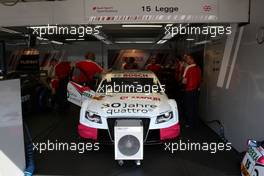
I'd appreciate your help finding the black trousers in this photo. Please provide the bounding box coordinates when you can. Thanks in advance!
[183,89,199,127]
[55,77,69,109]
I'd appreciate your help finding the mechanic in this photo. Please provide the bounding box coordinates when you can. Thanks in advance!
[47,58,58,78]
[174,58,185,112]
[75,52,103,88]
[122,57,138,70]
[175,58,185,83]
[145,58,162,74]
[50,60,71,109]
[182,53,202,128]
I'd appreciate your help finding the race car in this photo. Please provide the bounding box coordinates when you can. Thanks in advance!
[241,140,264,176]
[67,70,180,143]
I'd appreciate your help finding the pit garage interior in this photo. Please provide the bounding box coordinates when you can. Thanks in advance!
[0,0,264,176]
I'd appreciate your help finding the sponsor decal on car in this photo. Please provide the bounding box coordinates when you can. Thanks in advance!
[248,146,260,162]
[120,96,161,101]
[112,73,150,78]
[92,95,105,100]
[83,91,94,98]
[101,102,157,115]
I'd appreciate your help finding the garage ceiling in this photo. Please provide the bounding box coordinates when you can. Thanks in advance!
[0,23,212,45]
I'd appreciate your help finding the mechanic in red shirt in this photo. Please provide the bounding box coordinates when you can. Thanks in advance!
[76,52,103,82]
[145,58,162,74]
[50,60,71,109]
[182,53,202,128]
[122,57,138,70]
[50,61,71,92]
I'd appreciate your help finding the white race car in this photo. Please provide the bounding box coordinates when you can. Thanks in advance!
[241,140,264,176]
[67,70,180,143]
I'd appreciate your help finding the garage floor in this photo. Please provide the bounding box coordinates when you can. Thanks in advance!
[24,105,241,176]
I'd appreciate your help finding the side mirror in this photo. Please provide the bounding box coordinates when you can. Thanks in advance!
[247,139,258,147]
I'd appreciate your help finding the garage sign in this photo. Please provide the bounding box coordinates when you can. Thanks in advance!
[85,0,218,23]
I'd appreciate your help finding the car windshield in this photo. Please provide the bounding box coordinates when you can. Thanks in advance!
[96,77,163,94]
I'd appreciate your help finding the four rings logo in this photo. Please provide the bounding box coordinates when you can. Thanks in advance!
[203,5,213,12]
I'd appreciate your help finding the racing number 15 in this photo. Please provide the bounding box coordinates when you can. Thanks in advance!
[142,6,151,12]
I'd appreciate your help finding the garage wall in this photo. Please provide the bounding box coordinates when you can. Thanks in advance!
[201,0,264,152]
[36,41,106,67]
[35,41,173,69]
[0,79,25,176]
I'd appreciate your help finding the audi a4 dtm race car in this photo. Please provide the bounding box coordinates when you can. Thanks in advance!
[67,71,180,143]
[241,140,264,176]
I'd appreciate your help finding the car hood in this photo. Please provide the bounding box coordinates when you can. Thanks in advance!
[86,93,172,117]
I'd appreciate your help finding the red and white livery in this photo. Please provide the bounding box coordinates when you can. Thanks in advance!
[67,71,180,143]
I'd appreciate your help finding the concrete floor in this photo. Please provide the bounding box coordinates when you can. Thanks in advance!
[24,105,242,176]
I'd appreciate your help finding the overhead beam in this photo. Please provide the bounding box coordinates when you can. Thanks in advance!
[0,0,250,26]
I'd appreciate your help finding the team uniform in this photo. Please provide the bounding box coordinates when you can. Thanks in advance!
[182,64,202,127]
[75,60,103,82]
[145,64,162,74]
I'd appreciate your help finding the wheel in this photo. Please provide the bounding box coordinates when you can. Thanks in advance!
[38,86,53,111]
[118,160,124,166]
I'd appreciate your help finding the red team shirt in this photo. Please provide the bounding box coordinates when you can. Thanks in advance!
[145,64,162,73]
[51,61,71,89]
[54,61,71,79]
[76,60,103,82]
[183,64,202,91]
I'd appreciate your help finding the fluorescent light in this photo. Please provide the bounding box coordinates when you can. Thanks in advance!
[6,42,27,46]
[66,38,85,41]
[37,36,48,41]
[134,41,154,43]
[51,40,63,45]
[166,24,173,27]
[93,34,105,40]
[66,38,76,41]
[122,24,162,28]
[115,41,154,44]
[195,40,211,45]
[157,40,167,44]
[28,25,57,29]
[186,38,195,41]
[0,27,20,34]
[115,41,131,43]
[163,33,173,40]
[103,40,112,45]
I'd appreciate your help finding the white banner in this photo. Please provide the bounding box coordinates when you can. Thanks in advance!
[85,0,218,24]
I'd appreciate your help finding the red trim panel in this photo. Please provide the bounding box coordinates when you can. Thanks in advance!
[70,81,90,94]
[78,123,98,140]
[257,156,264,165]
[160,123,180,141]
